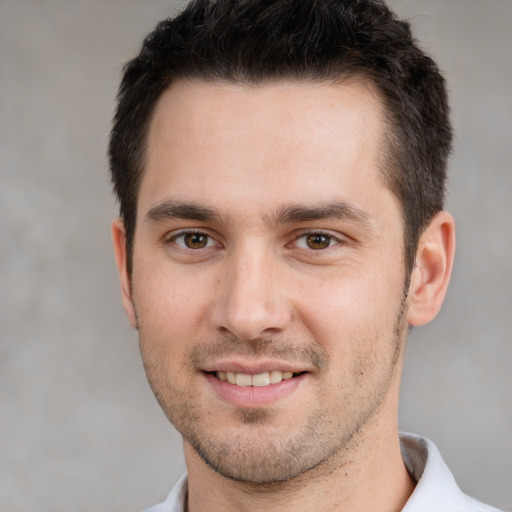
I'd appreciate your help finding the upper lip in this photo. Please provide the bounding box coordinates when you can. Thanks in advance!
[201,359,312,374]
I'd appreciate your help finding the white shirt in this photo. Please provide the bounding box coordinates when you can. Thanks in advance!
[144,433,503,512]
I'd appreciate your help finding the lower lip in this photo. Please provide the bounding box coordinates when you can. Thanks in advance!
[204,373,307,408]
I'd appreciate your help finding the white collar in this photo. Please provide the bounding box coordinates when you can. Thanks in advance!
[400,432,501,512]
[145,433,502,512]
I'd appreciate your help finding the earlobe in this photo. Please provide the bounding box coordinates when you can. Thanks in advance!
[111,218,138,329]
[406,211,456,327]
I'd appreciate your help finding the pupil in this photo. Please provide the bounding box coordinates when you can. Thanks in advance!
[185,233,207,248]
[307,234,330,249]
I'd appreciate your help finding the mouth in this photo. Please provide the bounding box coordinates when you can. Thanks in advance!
[211,370,305,387]
[204,367,308,407]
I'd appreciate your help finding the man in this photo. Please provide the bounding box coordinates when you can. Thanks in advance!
[109,1,502,511]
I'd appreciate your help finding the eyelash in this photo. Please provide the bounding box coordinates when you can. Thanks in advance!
[165,229,345,252]
[291,230,344,251]
[166,229,221,250]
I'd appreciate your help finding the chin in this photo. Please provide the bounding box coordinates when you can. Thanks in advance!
[180,411,357,485]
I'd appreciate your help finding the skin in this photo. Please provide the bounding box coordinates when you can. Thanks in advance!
[112,79,455,512]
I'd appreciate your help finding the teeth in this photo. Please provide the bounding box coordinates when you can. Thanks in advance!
[235,373,252,387]
[252,373,270,387]
[269,370,283,384]
[215,370,298,387]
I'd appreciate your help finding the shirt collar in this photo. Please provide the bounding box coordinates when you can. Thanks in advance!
[145,433,501,512]
[400,432,501,512]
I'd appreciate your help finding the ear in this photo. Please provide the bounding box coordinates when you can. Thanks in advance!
[111,218,138,329]
[406,211,456,326]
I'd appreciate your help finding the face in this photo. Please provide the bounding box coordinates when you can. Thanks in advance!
[119,79,411,483]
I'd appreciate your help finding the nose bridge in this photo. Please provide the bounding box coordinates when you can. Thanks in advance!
[211,239,291,340]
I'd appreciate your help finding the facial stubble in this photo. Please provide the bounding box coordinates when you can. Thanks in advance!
[137,293,409,485]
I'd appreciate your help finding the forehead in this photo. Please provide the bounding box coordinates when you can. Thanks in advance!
[141,78,392,221]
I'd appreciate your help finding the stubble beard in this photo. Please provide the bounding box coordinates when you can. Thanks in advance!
[138,298,408,485]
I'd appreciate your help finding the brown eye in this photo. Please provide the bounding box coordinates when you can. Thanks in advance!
[183,232,209,249]
[306,233,332,250]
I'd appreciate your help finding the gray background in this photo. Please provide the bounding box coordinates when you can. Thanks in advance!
[1,0,510,510]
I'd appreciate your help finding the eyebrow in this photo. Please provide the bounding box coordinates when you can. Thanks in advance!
[270,202,372,227]
[144,199,371,227]
[145,200,223,224]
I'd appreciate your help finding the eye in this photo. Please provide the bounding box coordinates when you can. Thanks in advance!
[294,232,340,250]
[172,231,217,250]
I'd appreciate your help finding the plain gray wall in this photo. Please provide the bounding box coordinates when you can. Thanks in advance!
[1,1,510,510]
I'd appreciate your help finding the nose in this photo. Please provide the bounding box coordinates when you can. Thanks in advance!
[210,242,292,342]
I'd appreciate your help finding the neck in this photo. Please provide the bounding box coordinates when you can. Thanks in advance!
[184,415,415,512]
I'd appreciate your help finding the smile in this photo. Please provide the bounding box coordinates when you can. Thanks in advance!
[205,369,308,407]
[215,370,299,387]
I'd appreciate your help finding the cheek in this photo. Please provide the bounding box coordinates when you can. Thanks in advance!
[132,264,213,353]
[135,258,211,310]
[295,271,403,354]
